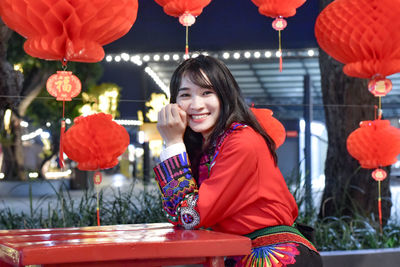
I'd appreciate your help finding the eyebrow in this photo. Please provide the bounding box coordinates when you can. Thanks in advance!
[178,87,189,92]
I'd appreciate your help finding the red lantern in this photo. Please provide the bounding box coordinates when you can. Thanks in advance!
[315,0,400,91]
[251,107,286,148]
[63,113,130,171]
[154,0,211,19]
[346,119,400,169]
[372,168,387,182]
[154,0,212,55]
[251,0,306,72]
[368,76,393,97]
[0,0,138,63]
[93,171,103,185]
[179,11,196,27]
[272,17,288,31]
[251,0,306,18]
[46,71,81,101]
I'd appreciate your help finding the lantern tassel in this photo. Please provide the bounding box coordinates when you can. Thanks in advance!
[278,30,283,72]
[96,186,101,226]
[185,25,189,56]
[59,101,66,169]
[378,180,383,234]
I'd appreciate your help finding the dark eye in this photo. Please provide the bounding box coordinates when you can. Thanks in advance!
[178,93,190,97]
[203,90,214,95]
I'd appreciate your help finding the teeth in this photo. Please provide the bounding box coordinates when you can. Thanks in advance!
[192,114,208,119]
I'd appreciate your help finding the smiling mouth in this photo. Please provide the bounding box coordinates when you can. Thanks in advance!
[190,114,209,120]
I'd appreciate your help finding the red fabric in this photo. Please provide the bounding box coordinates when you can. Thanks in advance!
[251,107,286,148]
[346,119,400,169]
[154,0,211,17]
[0,0,138,62]
[63,113,130,171]
[315,0,400,79]
[197,126,298,235]
[251,0,306,18]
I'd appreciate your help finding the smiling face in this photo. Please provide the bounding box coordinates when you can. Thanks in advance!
[176,73,221,140]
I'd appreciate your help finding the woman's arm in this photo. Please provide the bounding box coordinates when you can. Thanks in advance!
[154,126,265,230]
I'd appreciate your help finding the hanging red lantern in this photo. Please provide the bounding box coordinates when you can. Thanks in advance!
[372,169,387,182]
[251,0,306,18]
[93,171,103,185]
[63,113,130,171]
[347,119,400,169]
[46,71,82,168]
[154,0,211,20]
[368,76,393,97]
[315,0,400,94]
[154,0,212,55]
[251,107,286,148]
[251,0,306,72]
[0,0,138,63]
[46,71,82,101]
[347,119,400,229]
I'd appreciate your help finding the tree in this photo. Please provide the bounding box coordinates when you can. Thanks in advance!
[0,21,103,180]
[318,0,392,224]
[0,19,25,181]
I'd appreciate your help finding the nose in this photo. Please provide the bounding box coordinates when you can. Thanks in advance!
[189,95,205,110]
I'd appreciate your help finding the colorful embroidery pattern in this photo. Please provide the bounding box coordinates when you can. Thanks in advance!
[176,193,200,229]
[153,152,198,223]
[237,242,299,267]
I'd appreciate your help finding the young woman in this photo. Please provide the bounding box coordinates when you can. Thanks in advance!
[154,55,322,266]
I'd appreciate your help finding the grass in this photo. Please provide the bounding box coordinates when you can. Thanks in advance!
[0,181,167,229]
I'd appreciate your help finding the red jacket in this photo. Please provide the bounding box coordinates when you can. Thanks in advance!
[154,124,298,235]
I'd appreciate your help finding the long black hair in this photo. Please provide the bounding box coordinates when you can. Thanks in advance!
[169,55,277,179]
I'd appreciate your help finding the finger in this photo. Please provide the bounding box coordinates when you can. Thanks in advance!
[158,106,168,125]
[170,104,181,121]
[178,107,187,125]
[165,104,173,123]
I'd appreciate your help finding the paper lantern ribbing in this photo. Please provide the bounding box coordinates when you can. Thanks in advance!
[315,0,400,85]
[154,0,211,18]
[251,108,286,148]
[347,119,400,231]
[63,113,130,171]
[251,0,306,18]
[0,0,138,63]
[346,120,400,169]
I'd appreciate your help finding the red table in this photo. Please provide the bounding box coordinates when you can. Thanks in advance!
[0,223,251,267]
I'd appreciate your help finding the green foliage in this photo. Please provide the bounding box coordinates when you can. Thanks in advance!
[0,183,166,230]
[314,215,400,251]
[285,167,400,251]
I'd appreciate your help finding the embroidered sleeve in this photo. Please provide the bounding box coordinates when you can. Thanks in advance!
[153,152,200,229]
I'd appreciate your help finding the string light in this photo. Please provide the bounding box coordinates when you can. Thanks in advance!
[172,54,180,61]
[144,66,170,97]
[143,55,150,62]
[102,49,319,96]
[114,119,143,126]
[121,53,130,61]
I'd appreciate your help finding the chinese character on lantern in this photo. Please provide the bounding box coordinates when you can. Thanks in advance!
[46,71,82,101]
